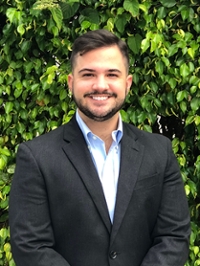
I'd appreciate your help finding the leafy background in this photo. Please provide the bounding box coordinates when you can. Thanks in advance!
[0,0,200,265]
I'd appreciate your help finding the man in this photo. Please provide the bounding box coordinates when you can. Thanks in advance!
[9,29,190,266]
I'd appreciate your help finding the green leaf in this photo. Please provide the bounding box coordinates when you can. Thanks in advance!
[143,124,152,133]
[160,0,176,8]
[153,98,162,108]
[151,33,163,52]
[149,82,158,93]
[0,212,8,223]
[117,7,125,15]
[188,47,195,59]
[6,8,22,24]
[115,15,127,34]
[180,63,190,78]
[7,164,15,174]
[50,7,63,30]
[14,88,23,98]
[59,89,67,100]
[106,18,114,31]
[168,78,177,89]
[0,157,6,170]
[127,34,142,55]
[2,185,10,196]
[181,10,188,21]
[139,4,148,14]
[189,76,200,86]
[188,62,194,73]
[20,109,28,120]
[47,73,55,84]
[17,24,25,36]
[157,6,167,19]
[194,116,200,126]
[185,115,195,126]
[190,86,197,94]
[176,90,188,102]
[180,101,187,113]
[120,109,129,123]
[184,184,190,196]
[5,102,14,114]
[123,0,139,17]
[51,26,59,36]
[193,246,199,256]
[20,40,31,54]
[161,57,170,67]
[168,44,178,57]
[155,60,164,75]
[46,65,58,75]
[137,112,147,123]
[190,98,200,111]
[60,2,79,20]
[81,8,99,24]
[81,20,91,30]
[141,38,150,53]
[166,91,175,105]
[129,110,137,124]
[0,148,11,157]
[6,8,16,23]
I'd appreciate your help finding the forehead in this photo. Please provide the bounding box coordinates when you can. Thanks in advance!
[73,45,127,71]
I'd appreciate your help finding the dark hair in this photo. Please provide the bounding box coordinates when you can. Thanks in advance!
[70,29,129,72]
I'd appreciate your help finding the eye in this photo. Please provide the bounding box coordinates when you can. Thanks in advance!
[107,73,118,77]
[82,73,94,77]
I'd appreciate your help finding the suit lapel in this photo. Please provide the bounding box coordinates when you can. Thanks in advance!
[62,117,112,233]
[110,123,144,244]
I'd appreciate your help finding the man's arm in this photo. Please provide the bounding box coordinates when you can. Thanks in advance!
[141,139,191,266]
[9,143,71,266]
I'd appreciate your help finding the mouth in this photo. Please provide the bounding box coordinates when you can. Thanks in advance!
[91,96,109,101]
[84,91,117,100]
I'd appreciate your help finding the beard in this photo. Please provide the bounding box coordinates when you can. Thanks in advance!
[72,89,127,122]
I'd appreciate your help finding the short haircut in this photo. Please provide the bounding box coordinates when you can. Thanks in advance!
[70,29,129,72]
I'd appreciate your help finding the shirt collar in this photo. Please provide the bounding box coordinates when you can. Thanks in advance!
[76,110,123,145]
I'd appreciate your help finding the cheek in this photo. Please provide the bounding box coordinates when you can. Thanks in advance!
[112,82,128,95]
[72,81,89,95]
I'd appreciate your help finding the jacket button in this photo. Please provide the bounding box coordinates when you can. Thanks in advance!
[110,251,117,259]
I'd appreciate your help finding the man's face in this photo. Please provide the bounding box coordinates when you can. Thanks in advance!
[68,45,132,122]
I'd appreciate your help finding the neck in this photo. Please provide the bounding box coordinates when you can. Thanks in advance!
[78,110,119,153]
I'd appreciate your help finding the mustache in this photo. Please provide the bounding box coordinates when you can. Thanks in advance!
[84,90,117,98]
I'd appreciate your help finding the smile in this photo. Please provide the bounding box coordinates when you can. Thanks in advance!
[92,96,109,100]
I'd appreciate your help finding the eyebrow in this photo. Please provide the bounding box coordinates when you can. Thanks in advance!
[78,68,122,74]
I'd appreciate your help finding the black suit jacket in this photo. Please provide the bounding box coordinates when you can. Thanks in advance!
[9,117,190,266]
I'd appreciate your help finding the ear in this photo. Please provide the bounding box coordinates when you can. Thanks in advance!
[126,74,132,94]
[68,74,73,92]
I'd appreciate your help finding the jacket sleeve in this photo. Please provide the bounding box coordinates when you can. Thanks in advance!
[140,139,191,266]
[9,143,71,266]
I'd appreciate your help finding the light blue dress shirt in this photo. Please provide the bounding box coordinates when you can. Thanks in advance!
[76,111,123,223]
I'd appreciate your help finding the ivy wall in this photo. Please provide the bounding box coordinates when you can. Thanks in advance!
[0,0,200,265]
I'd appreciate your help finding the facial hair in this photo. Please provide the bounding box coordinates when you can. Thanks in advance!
[72,88,127,122]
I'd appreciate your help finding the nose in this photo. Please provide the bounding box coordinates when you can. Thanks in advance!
[92,76,109,90]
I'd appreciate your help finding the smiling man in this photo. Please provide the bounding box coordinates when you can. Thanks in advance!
[9,29,190,266]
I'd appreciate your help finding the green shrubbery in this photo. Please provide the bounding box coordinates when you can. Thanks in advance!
[0,0,200,265]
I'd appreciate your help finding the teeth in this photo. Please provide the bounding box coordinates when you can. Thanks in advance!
[92,96,108,100]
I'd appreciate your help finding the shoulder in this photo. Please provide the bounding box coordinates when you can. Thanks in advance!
[20,116,79,149]
[17,124,66,158]
[26,124,65,146]
[122,123,177,171]
[123,122,170,143]
[123,122,172,155]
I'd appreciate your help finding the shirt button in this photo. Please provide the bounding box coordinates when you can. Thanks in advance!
[88,145,92,152]
[92,135,96,140]
[110,251,117,259]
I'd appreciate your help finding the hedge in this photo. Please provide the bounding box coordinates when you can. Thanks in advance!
[0,0,199,265]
